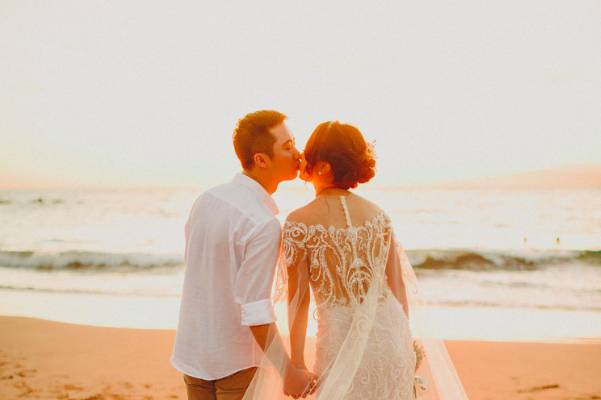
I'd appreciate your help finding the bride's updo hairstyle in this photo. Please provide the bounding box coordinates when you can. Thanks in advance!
[304,121,376,189]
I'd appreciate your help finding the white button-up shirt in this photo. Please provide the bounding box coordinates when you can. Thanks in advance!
[171,173,281,380]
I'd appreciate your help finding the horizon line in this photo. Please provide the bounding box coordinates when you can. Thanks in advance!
[1,163,600,191]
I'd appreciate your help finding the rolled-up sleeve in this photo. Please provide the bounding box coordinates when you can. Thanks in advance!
[234,218,281,326]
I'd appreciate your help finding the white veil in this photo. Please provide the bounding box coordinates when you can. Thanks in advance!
[396,240,470,400]
[242,211,470,400]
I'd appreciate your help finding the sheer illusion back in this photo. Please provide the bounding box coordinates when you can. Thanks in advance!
[280,194,416,399]
[283,194,394,310]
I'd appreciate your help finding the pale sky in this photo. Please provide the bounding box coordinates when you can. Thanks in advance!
[1,0,600,188]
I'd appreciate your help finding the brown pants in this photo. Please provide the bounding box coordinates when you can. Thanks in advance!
[183,367,257,400]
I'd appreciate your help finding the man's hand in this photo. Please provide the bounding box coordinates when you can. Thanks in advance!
[247,324,317,398]
[283,365,318,399]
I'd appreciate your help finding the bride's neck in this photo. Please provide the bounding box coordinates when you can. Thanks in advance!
[314,183,349,197]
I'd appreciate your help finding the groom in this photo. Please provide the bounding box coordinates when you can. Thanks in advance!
[171,110,315,400]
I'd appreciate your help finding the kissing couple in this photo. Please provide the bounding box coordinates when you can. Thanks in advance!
[170,110,463,400]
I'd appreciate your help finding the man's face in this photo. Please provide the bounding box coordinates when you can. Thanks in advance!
[267,122,301,182]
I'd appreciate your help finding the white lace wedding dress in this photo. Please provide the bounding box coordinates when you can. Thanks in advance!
[283,196,416,400]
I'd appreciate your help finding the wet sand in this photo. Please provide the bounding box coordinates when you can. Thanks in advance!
[1,316,600,399]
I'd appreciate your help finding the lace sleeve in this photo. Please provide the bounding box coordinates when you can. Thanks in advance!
[273,220,309,302]
[383,213,414,319]
[282,220,308,268]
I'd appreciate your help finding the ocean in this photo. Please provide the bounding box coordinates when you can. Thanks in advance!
[1,186,600,342]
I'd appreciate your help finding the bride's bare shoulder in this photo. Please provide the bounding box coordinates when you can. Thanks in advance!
[285,199,321,225]
[346,193,387,218]
[349,193,380,209]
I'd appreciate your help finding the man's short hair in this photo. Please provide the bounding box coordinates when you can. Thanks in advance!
[233,110,287,170]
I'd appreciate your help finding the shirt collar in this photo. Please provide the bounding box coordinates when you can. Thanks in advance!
[233,173,279,215]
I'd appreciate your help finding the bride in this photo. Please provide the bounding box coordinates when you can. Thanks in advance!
[244,121,468,400]
[285,120,415,399]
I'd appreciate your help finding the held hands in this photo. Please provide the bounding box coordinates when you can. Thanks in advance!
[283,364,318,399]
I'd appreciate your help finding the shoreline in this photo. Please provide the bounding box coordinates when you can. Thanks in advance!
[1,315,601,400]
[3,286,601,343]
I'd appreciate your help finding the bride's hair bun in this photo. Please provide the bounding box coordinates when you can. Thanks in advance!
[304,121,376,189]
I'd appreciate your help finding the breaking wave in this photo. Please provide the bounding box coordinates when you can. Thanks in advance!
[0,250,183,272]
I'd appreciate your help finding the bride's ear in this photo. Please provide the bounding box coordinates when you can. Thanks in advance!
[317,161,332,177]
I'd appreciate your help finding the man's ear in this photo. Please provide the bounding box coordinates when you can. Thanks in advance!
[252,153,270,169]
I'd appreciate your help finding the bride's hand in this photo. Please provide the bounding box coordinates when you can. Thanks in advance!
[302,370,318,398]
[283,365,317,399]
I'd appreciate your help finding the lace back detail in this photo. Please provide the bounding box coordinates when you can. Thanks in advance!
[282,200,417,400]
[283,204,392,309]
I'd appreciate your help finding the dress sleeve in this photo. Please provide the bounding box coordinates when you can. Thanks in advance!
[234,218,282,326]
[384,219,414,318]
[270,220,309,303]
[282,220,308,269]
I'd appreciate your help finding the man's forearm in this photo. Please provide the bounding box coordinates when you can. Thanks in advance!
[249,323,291,375]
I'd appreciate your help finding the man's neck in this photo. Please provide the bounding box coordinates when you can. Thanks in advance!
[242,170,277,195]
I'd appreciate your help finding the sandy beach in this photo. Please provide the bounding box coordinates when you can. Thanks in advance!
[1,316,600,400]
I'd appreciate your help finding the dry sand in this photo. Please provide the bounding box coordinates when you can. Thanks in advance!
[1,316,600,400]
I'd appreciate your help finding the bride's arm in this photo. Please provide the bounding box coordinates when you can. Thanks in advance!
[287,257,311,369]
[385,231,410,319]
